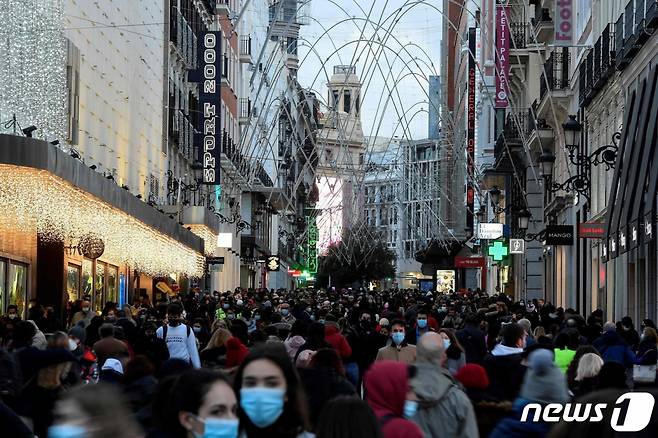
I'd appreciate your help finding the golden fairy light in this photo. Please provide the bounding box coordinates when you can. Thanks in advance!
[0,165,205,277]
[187,224,219,256]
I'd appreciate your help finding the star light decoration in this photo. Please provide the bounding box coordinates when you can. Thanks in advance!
[0,0,67,141]
[0,165,205,277]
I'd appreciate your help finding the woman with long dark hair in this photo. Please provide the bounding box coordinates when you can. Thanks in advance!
[316,396,383,438]
[438,328,466,374]
[234,344,313,438]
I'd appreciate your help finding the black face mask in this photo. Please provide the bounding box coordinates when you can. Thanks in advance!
[168,318,181,327]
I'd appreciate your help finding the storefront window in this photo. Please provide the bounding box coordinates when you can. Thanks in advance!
[95,262,105,312]
[67,264,81,303]
[8,261,27,316]
[106,265,118,305]
[82,259,93,299]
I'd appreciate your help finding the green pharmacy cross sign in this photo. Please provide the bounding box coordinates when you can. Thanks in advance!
[488,240,509,261]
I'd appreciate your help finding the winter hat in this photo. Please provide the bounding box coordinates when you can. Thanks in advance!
[68,322,86,344]
[226,337,249,368]
[454,364,490,390]
[520,349,569,404]
[102,358,124,374]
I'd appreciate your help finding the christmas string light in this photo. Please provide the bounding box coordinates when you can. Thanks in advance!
[0,165,205,277]
[187,224,218,256]
[0,0,67,141]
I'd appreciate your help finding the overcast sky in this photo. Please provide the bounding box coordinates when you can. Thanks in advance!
[298,0,442,142]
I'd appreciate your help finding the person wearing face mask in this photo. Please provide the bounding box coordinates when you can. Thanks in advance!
[408,332,478,438]
[71,300,94,328]
[278,303,296,325]
[5,304,22,322]
[48,383,141,438]
[405,309,434,346]
[152,368,239,438]
[375,321,416,365]
[234,344,314,438]
[438,329,466,374]
[133,322,170,370]
[156,303,201,368]
[364,361,423,438]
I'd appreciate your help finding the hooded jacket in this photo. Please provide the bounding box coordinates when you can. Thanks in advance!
[284,335,306,361]
[410,362,479,438]
[593,331,636,367]
[365,361,423,438]
[324,324,352,359]
[483,344,526,401]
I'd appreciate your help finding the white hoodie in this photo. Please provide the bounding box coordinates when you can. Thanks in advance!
[156,324,201,368]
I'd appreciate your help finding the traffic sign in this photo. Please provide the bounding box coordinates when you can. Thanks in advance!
[509,239,525,254]
[488,240,509,261]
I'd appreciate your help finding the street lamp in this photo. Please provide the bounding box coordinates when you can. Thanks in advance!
[539,115,621,205]
[562,114,582,152]
[476,205,486,223]
[517,208,532,231]
[489,186,501,206]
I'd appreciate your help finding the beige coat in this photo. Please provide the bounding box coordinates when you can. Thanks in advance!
[375,344,416,365]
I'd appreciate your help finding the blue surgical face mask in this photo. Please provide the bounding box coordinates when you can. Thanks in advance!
[280,309,289,316]
[48,424,87,438]
[392,332,405,345]
[223,303,230,310]
[240,387,285,428]
[417,318,428,329]
[443,339,451,350]
[403,400,418,419]
[254,314,261,321]
[194,417,239,438]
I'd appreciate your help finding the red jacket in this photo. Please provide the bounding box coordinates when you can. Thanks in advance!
[365,361,424,438]
[324,324,352,359]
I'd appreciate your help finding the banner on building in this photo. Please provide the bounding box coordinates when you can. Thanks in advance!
[197,32,221,184]
[495,2,510,108]
[467,27,476,234]
[555,0,573,46]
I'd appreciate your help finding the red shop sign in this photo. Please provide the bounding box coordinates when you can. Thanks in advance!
[455,257,486,268]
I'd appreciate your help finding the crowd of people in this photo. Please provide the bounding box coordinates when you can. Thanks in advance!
[1,287,658,437]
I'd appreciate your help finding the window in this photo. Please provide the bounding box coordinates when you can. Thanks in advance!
[0,259,28,317]
[67,264,81,302]
[356,93,360,114]
[95,262,105,313]
[343,90,351,113]
[107,265,118,305]
[82,259,93,299]
[332,90,339,109]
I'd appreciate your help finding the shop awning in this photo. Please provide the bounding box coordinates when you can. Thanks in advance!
[604,64,658,260]
[0,134,205,276]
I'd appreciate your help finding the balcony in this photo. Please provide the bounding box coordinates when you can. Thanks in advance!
[526,103,554,155]
[531,8,553,43]
[616,0,658,70]
[169,109,195,161]
[216,0,230,14]
[169,8,197,69]
[239,98,251,125]
[220,131,250,188]
[269,0,304,39]
[580,24,616,108]
[494,111,532,168]
[537,48,572,119]
[251,161,280,194]
[239,35,253,64]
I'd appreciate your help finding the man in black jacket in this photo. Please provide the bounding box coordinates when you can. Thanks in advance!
[456,313,487,364]
[483,322,527,401]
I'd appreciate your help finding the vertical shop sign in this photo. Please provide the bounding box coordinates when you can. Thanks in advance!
[467,27,476,234]
[495,2,510,108]
[198,32,221,184]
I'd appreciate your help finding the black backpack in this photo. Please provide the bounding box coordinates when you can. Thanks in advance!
[162,324,191,340]
[0,348,23,400]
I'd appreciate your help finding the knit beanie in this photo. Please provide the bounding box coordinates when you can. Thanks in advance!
[68,321,87,344]
[520,349,569,404]
[454,364,490,390]
[226,337,249,368]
